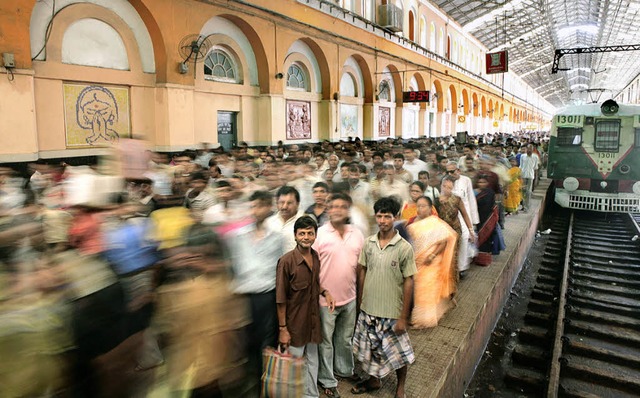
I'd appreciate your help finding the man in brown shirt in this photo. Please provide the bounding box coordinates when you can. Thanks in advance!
[276,215,335,398]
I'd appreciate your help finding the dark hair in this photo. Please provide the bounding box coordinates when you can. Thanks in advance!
[294,215,318,233]
[191,171,207,181]
[357,164,367,174]
[276,185,300,203]
[416,196,433,207]
[442,175,456,185]
[393,153,405,161]
[418,170,430,179]
[249,190,272,206]
[329,192,353,205]
[315,153,326,160]
[374,196,401,216]
[372,151,384,159]
[216,180,232,188]
[410,181,426,191]
[208,158,218,167]
[436,155,448,163]
[348,165,359,174]
[313,181,329,191]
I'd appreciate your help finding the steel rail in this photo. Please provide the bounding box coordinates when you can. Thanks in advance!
[546,211,573,397]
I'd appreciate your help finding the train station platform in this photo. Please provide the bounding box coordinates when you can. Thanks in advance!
[340,178,553,398]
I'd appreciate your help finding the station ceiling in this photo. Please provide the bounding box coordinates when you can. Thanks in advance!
[431,0,640,108]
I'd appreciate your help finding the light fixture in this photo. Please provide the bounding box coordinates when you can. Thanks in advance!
[275,72,284,79]
[179,62,189,74]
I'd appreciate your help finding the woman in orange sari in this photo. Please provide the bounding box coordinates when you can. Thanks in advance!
[402,181,438,221]
[407,196,458,328]
[504,157,522,214]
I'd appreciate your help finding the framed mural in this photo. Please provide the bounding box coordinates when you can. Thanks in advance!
[286,100,312,140]
[63,83,131,147]
[340,104,358,138]
[379,106,391,137]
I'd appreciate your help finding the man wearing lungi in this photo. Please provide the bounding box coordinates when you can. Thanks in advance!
[352,197,417,398]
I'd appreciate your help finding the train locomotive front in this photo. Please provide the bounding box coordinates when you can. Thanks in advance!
[547,99,640,212]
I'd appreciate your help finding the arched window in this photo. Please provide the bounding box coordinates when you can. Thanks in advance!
[420,17,427,47]
[204,49,238,83]
[340,73,358,97]
[379,80,391,101]
[287,63,307,90]
[408,10,415,41]
[430,22,436,52]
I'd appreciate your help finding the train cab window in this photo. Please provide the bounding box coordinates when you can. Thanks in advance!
[594,120,620,152]
[635,128,640,147]
[557,127,582,146]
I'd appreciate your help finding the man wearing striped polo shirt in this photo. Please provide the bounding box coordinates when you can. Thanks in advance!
[351,197,417,398]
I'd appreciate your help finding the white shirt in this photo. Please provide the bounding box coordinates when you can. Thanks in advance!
[519,153,539,179]
[403,159,428,181]
[265,209,305,252]
[452,175,479,225]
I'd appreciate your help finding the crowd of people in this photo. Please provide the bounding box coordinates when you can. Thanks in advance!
[0,131,547,398]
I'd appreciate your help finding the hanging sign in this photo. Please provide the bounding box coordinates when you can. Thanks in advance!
[486,50,509,74]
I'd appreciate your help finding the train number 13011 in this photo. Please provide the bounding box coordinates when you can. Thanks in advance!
[556,115,583,126]
[598,152,616,158]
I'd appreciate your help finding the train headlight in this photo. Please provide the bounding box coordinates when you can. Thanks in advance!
[563,177,579,192]
[620,164,631,174]
[633,181,640,195]
[601,99,619,116]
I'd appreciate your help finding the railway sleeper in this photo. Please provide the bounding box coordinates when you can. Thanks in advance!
[524,311,554,328]
[560,356,640,395]
[572,241,639,251]
[565,306,640,331]
[560,378,640,398]
[571,256,640,269]
[571,250,640,264]
[531,288,557,301]
[571,263,640,280]
[567,295,640,317]
[511,344,550,370]
[569,271,640,289]
[528,298,554,313]
[565,337,640,370]
[570,280,640,299]
[518,325,552,347]
[503,367,546,395]
[564,319,640,347]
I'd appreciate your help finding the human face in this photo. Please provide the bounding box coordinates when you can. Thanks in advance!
[477,178,489,190]
[372,155,383,166]
[439,158,449,169]
[416,198,432,219]
[418,174,429,186]
[441,180,453,196]
[465,159,475,170]
[375,211,396,234]
[393,158,404,170]
[312,187,328,206]
[445,164,460,180]
[403,149,415,162]
[277,193,299,221]
[295,226,316,249]
[463,147,471,157]
[348,171,360,186]
[217,186,233,202]
[315,155,325,169]
[190,179,206,193]
[409,184,423,202]
[340,165,350,179]
[328,155,339,169]
[328,199,350,224]
[251,199,272,223]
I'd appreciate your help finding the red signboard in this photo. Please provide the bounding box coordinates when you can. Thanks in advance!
[485,50,508,74]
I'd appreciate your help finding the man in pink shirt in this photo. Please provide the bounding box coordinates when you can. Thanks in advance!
[313,193,365,398]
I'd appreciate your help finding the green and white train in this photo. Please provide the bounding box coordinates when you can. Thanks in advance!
[547,100,640,212]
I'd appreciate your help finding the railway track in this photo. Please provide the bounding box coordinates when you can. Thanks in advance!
[504,211,640,397]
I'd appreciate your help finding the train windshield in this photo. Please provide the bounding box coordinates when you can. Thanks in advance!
[556,127,582,145]
[594,120,620,152]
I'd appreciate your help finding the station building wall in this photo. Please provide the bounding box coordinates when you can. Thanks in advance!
[0,0,550,161]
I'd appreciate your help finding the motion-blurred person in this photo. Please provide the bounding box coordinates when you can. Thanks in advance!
[184,171,216,221]
[276,216,335,398]
[519,145,539,212]
[504,157,522,215]
[392,153,413,184]
[314,194,364,397]
[376,165,409,204]
[435,176,476,281]
[418,170,440,203]
[226,190,284,394]
[305,182,330,227]
[402,147,428,181]
[406,196,457,328]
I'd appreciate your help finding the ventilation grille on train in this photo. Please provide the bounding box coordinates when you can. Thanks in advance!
[568,195,640,212]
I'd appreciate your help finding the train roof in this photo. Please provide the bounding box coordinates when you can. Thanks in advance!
[555,103,640,117]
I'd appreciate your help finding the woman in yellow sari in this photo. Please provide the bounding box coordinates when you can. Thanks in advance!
[407,196,458,328]
[504,157,522,214]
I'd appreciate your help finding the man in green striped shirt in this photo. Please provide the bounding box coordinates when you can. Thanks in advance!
[352,197,417,398]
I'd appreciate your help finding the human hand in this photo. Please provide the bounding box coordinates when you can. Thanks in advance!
[393,318,408,334]
[278,328,291,349]
[325,292,336,313]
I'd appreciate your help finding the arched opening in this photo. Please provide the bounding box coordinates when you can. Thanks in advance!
[472,92,479,117]
[408,10,415,42]
[446,34,451,59]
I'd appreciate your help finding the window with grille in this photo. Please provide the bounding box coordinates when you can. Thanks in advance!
[204,50,238,83]
[287,64,307,90]
[594,120,620,151]
[556,127,582,146]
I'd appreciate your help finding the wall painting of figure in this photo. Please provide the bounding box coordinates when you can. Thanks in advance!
[286,100,312,140]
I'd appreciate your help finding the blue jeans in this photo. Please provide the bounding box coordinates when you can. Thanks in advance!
[318,299,357,388]
[289,343,319,398]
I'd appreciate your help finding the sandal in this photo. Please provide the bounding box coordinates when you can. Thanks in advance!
[322,386,341,398]
[351,380,381,395]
